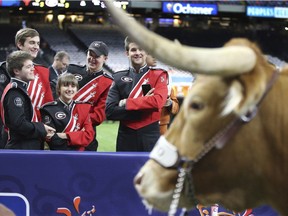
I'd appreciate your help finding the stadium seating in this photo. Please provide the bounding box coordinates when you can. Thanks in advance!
[32,23,87,66]
[68,24,128,71]
[0,22,286,97]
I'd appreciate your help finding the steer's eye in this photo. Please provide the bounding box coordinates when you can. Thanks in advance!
[190,102,204,110]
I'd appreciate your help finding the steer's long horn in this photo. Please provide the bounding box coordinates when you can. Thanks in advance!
[104,1,256,76]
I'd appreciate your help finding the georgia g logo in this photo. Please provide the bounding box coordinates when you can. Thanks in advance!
[74,74,83,81]
[55,112,66,120]
[121,76,133,82]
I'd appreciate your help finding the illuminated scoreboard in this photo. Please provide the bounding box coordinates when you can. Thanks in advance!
[0,0,129,9]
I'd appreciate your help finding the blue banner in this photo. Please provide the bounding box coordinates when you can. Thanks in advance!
[0,150,279,215]
[0,151,151,215]
[162,2,217,15]
[247,6,288,18]
[0,0,20,7]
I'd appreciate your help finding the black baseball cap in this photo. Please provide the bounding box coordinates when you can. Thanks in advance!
[88,41,109,56]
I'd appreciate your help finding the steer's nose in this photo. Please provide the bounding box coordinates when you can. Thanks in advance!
[134,172,143,186]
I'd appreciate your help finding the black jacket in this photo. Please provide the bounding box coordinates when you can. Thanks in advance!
[1,78,47,149]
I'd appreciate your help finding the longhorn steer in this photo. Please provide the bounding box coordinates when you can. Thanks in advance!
[105,1,288,215]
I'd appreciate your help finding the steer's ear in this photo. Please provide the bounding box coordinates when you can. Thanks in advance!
[221,80,243,116]
[222,72,267,118]
[237,54,274,117]
[223,39,275,118]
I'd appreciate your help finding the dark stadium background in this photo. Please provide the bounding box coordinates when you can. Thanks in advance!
[0,2,286,214]
[0,0,287,99]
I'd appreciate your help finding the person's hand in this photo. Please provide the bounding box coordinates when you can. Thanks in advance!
[164,98,172,107]
[119,99,127,107]
[44,124,56,139]
[145,88,155,96]
[56,132,68,139]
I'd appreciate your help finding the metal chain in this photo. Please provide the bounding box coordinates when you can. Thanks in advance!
[168,167,188,216]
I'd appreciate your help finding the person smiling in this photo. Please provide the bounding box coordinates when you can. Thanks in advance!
[68,41,113,151]
[14,28,54,119]
[0,51,55,149]
[40,73,95,151]
[105,36,168,152]
[0,28,54,148]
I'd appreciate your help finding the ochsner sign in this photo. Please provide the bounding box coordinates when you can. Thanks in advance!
[162,2,218,15]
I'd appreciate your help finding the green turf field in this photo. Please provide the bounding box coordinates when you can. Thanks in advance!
[97,121,119,152]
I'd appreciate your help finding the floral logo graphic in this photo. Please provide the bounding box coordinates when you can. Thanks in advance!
[196,204,254,216]
[56,196,96,216]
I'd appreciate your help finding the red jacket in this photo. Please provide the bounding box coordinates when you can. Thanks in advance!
[28,64,54,121]
[106,66,168,129]
[68,64,113,127]
[65,102,95,150]
[40,100,95,151]
[74,73,113,126]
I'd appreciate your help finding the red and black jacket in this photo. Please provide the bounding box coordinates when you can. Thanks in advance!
[28,64,54,121]
[68,64,113,127]
[0,78,46,149]
[105,65,168,129]
[40,99,95,151]
[0,62,53,122]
